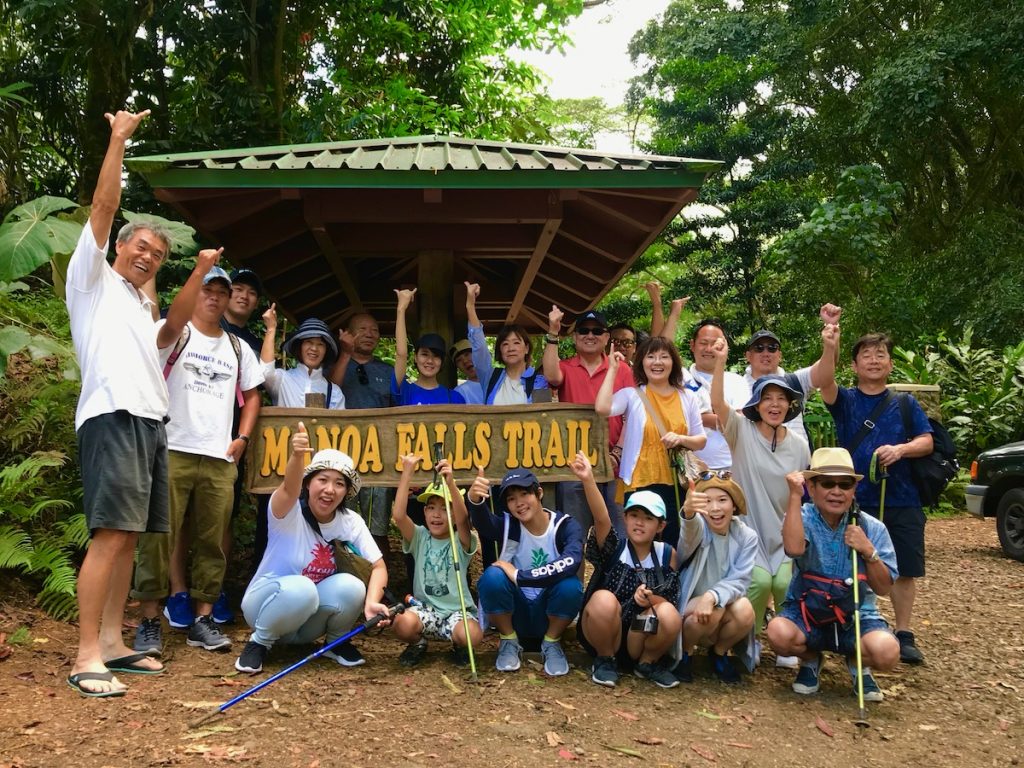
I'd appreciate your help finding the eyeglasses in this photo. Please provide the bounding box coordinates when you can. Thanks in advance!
[576,327,607,336]
[611,338,636,348]
[815,478,857,490]
[355,363,368,386]
[697,470,733,481]
[750,343,780,353]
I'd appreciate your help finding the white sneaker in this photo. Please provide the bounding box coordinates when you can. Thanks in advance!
[776,654,800,669]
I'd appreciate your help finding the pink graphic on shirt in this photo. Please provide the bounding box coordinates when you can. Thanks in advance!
[302,541,336,584]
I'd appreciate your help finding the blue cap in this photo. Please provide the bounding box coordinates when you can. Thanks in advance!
[574,309,608,328]
[623,490,667,519]
[202,266,232,288]
[742,375,802,423]
[499,468,539,505]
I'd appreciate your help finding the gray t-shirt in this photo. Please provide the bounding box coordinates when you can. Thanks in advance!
[341,357,392,409]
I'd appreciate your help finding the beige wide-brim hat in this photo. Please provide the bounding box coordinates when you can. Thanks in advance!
[802,447,864,481]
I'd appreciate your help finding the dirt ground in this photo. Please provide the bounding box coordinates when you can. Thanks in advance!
[1,514,1021,768]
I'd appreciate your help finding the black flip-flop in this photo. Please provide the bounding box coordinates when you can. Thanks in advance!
[67,671,126,698]
[104,652,166,675]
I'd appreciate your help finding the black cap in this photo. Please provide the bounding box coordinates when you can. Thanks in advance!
[747,329,781,349]
[229,268,263,297]
[415,333,447,357]
[498,468,540,506]
[574,309,608,328]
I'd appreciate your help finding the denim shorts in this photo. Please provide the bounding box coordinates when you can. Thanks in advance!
[778,601,892,655]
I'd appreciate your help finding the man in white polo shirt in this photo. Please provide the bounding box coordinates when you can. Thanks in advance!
[65,109,224,697]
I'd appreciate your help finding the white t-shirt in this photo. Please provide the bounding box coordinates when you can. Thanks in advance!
[502,514,558,601]
[492,375,526,405]
[160,321,264,459]
[688,365,752,470]
[248,494,382,587]
[263,362,345,409]
[743,366,813,446]
[65,224,168,430]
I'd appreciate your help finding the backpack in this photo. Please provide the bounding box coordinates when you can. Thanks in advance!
[897,393,959,508]
[484,367,540,402]
[163,324,245,407]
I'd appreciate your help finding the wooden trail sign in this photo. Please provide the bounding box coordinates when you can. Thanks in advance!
[245,403,611,493]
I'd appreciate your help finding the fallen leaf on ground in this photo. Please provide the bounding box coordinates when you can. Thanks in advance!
[919,724,940,731]
[15,671,34,681]
[526,672,545,686]
[0,646,12,661]
[175,701,221,710]
[181,725,238,741]
[613,709,639,721]
[604,745,643,758]
[440,674,462,694]
[633,736,664,745]
[546,731,562,747]
[554,699,577,711]
[558,748,577,761]
[739,714,754,724]
[696,709,722,720]
[726,742,753,749]
[815,716,834,738]
[689,743,717,762]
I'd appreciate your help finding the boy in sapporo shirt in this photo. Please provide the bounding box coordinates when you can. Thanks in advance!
[467,464,584,676]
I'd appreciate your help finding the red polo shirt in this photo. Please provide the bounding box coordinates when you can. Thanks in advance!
[557,354,635,448]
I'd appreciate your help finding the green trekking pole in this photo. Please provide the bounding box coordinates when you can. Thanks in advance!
[869,452,889,523]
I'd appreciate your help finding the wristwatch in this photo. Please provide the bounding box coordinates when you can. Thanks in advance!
[545,334,559,344]
[866,549,881,563]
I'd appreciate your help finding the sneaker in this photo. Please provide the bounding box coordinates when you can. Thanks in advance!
[541,639,569,677]
[776,654,800,669]
[163,591,193,629]
[709,648,741,684]
[634,660,680,689]
[399,639,428,667]
[591,656,619,688]
[792,655,822,695]
[323,641,365,667]
[860,670,885,703]
[187,614,232,651]
[212,592,234,625]
[133,616,163,657]
[449,645,470,667]
[671,652,694,683]
[495,638,522,672]
[235,640,269,673]
[896,630,925,664]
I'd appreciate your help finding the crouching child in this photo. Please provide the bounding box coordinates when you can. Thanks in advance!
[390,455,482,666]
[467,465,584,676]
[576,453,682,689]
[674,474,757,685]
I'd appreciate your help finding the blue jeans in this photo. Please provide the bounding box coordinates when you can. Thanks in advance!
[477,565,582,640]
[241,573,366,647]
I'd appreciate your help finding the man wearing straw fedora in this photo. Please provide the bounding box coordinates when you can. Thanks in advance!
[766,447,900,701]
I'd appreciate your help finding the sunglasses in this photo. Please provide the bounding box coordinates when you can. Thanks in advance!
[750,343,781,353]
[576,327,607,336]
[355,363,369,386]
[815,478,857,490]
[698,470,733,481]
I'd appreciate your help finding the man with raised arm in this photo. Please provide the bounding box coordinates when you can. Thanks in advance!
[65,110,221,696]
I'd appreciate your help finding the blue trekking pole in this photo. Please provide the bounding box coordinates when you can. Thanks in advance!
[190,598,408,728]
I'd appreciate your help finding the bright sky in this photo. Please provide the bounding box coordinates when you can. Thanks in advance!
[513,0,672,151]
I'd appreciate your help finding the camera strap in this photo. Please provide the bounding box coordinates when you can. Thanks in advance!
[626,540,666,592]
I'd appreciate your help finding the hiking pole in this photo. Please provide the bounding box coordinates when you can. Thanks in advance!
[434,442,478,681]
[190,599,407,729]
[869,451,889,523]
[848,506,869,729]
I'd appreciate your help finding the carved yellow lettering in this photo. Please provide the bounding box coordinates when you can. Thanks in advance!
[543,420,566,467]
[261,426,290,478]
[413,423,432,466]
[578,419,598,464]
[360,426,383,472]
[474,422,492,468]
[522,421,543,468]
[395,423,416,470]
[502,421,523,468]
[452,422,472,470]
[433,422,448,451]
[337,425,362,463]
[566,419,579,456]
[315,425,340,450]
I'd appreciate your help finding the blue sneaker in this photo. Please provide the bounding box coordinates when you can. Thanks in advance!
[540,639,569,677]
[212,591,234,625]
[847,659,884,703]
[163,591,193,629]
[495,638,522,672]
[792,655,822,695]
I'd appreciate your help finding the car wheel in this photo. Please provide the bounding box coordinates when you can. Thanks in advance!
[996,488,1024,562]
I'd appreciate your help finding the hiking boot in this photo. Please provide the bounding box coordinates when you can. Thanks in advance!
[399,639,428,667]
[634,660,680,689]
[323,641,365,667]
[133,616,163,657]
[212,592,234,625]
[896,630,925,664]
[591,656,619,688]
[163,591,193,629]
[671,652,694,683]
[187,614,232,651]
[709,648,741,684]
[235,640,269,673]
[541,639,569,677]
[449,645,470,667]
[792,655,822,695]
[495,638,522,672]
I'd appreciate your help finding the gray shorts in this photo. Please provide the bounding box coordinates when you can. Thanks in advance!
[77,410,169,534]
